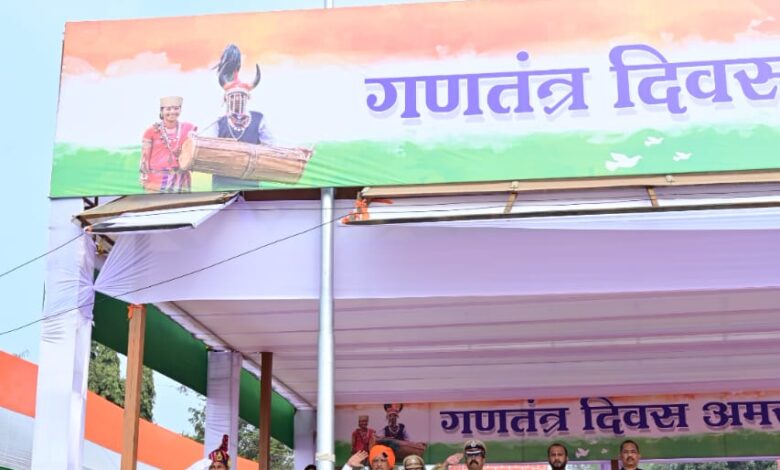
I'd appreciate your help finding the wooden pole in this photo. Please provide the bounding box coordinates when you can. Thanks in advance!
[121,304,147,470]
[258,352,273,470]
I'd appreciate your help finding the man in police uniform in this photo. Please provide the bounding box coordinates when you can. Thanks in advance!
[441,439,487,470]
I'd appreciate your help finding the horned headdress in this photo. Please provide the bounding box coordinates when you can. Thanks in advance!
[215,44,261,94]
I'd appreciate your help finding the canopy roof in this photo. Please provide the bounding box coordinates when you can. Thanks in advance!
[90,196,780,406]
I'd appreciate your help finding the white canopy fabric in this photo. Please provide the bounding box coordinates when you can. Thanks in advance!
[94,200,780,302]
[93,199,780,404]
[403,206,780,230]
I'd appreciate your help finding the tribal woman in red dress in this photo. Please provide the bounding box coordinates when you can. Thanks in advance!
[139,96,197,193]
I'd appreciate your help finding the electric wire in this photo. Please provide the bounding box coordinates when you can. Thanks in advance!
[3,184,780,335]
[0,211,348,337]
[0,233,85,280]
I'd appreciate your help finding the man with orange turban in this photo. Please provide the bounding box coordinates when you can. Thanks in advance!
[347,444,395,470]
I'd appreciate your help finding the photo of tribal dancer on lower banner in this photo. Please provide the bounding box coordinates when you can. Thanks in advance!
[52,0,780,197]
[335,392,780,465]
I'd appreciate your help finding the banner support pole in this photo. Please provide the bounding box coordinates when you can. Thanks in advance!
[315,183,335,470]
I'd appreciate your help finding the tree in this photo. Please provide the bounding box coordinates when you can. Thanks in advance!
[187,400,206,441]
[87,341,156,421]
[88,341,125,407]
[186,398,294,470]
[141,366,156,422]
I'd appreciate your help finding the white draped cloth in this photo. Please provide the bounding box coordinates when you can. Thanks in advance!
[32,198,96,470]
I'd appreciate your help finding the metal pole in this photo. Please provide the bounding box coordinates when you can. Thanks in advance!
[316,0,335,462]
[316,186,335,470]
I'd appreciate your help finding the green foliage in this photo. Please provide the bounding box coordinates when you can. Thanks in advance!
[141,366,156,422]
[186,398,293,469]
[88,342,125,407]
[186,400,206,442]
[238,420,258,460]
[87,341,156,421]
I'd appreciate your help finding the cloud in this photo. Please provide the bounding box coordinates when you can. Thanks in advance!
[62,57,100,77]
[741,15,778,37]
[105,52,183,77]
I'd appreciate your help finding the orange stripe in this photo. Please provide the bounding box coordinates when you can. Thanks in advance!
[63,0,780,73]
[0,351,37,417]
[0,351,256,470]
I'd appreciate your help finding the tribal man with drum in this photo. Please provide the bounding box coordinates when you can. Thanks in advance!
[203,43,273,191]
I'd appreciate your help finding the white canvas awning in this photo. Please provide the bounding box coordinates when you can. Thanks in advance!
[352,183,780,228]
[78,192,238,235]
[90,198,780,405]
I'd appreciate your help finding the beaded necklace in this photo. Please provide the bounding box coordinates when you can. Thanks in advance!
[158,121,181,165]
[227,116,247,141]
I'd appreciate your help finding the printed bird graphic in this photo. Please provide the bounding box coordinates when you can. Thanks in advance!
[601,448,609,454]
[644,136,664,146]
[673,151,692,161]
[605,153,642,172]
[576,448,590,458]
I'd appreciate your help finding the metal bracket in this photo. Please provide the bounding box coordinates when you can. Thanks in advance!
[503,181,520,214]
[646,187,659,208]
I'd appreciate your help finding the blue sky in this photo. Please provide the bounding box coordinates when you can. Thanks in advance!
[0,0,442,438]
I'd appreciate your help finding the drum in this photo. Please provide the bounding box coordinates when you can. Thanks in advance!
[179,135,313,184]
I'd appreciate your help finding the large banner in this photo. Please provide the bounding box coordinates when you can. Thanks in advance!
[335,393,780,465]
[52,0,780,197]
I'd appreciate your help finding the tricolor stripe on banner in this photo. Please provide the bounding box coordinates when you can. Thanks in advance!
[51,0,780,196]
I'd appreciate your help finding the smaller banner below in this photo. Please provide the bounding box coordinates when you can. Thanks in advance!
[335,392,780,465]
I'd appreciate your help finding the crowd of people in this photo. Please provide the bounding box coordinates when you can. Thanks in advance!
[342,438,643,470]
[200,432,644,470]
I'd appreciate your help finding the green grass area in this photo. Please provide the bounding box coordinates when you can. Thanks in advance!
[50,143,212,196]
[51,125,780,197]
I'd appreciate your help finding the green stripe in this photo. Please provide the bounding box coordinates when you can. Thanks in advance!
[51,125,780,197]
[91,293,295,446]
